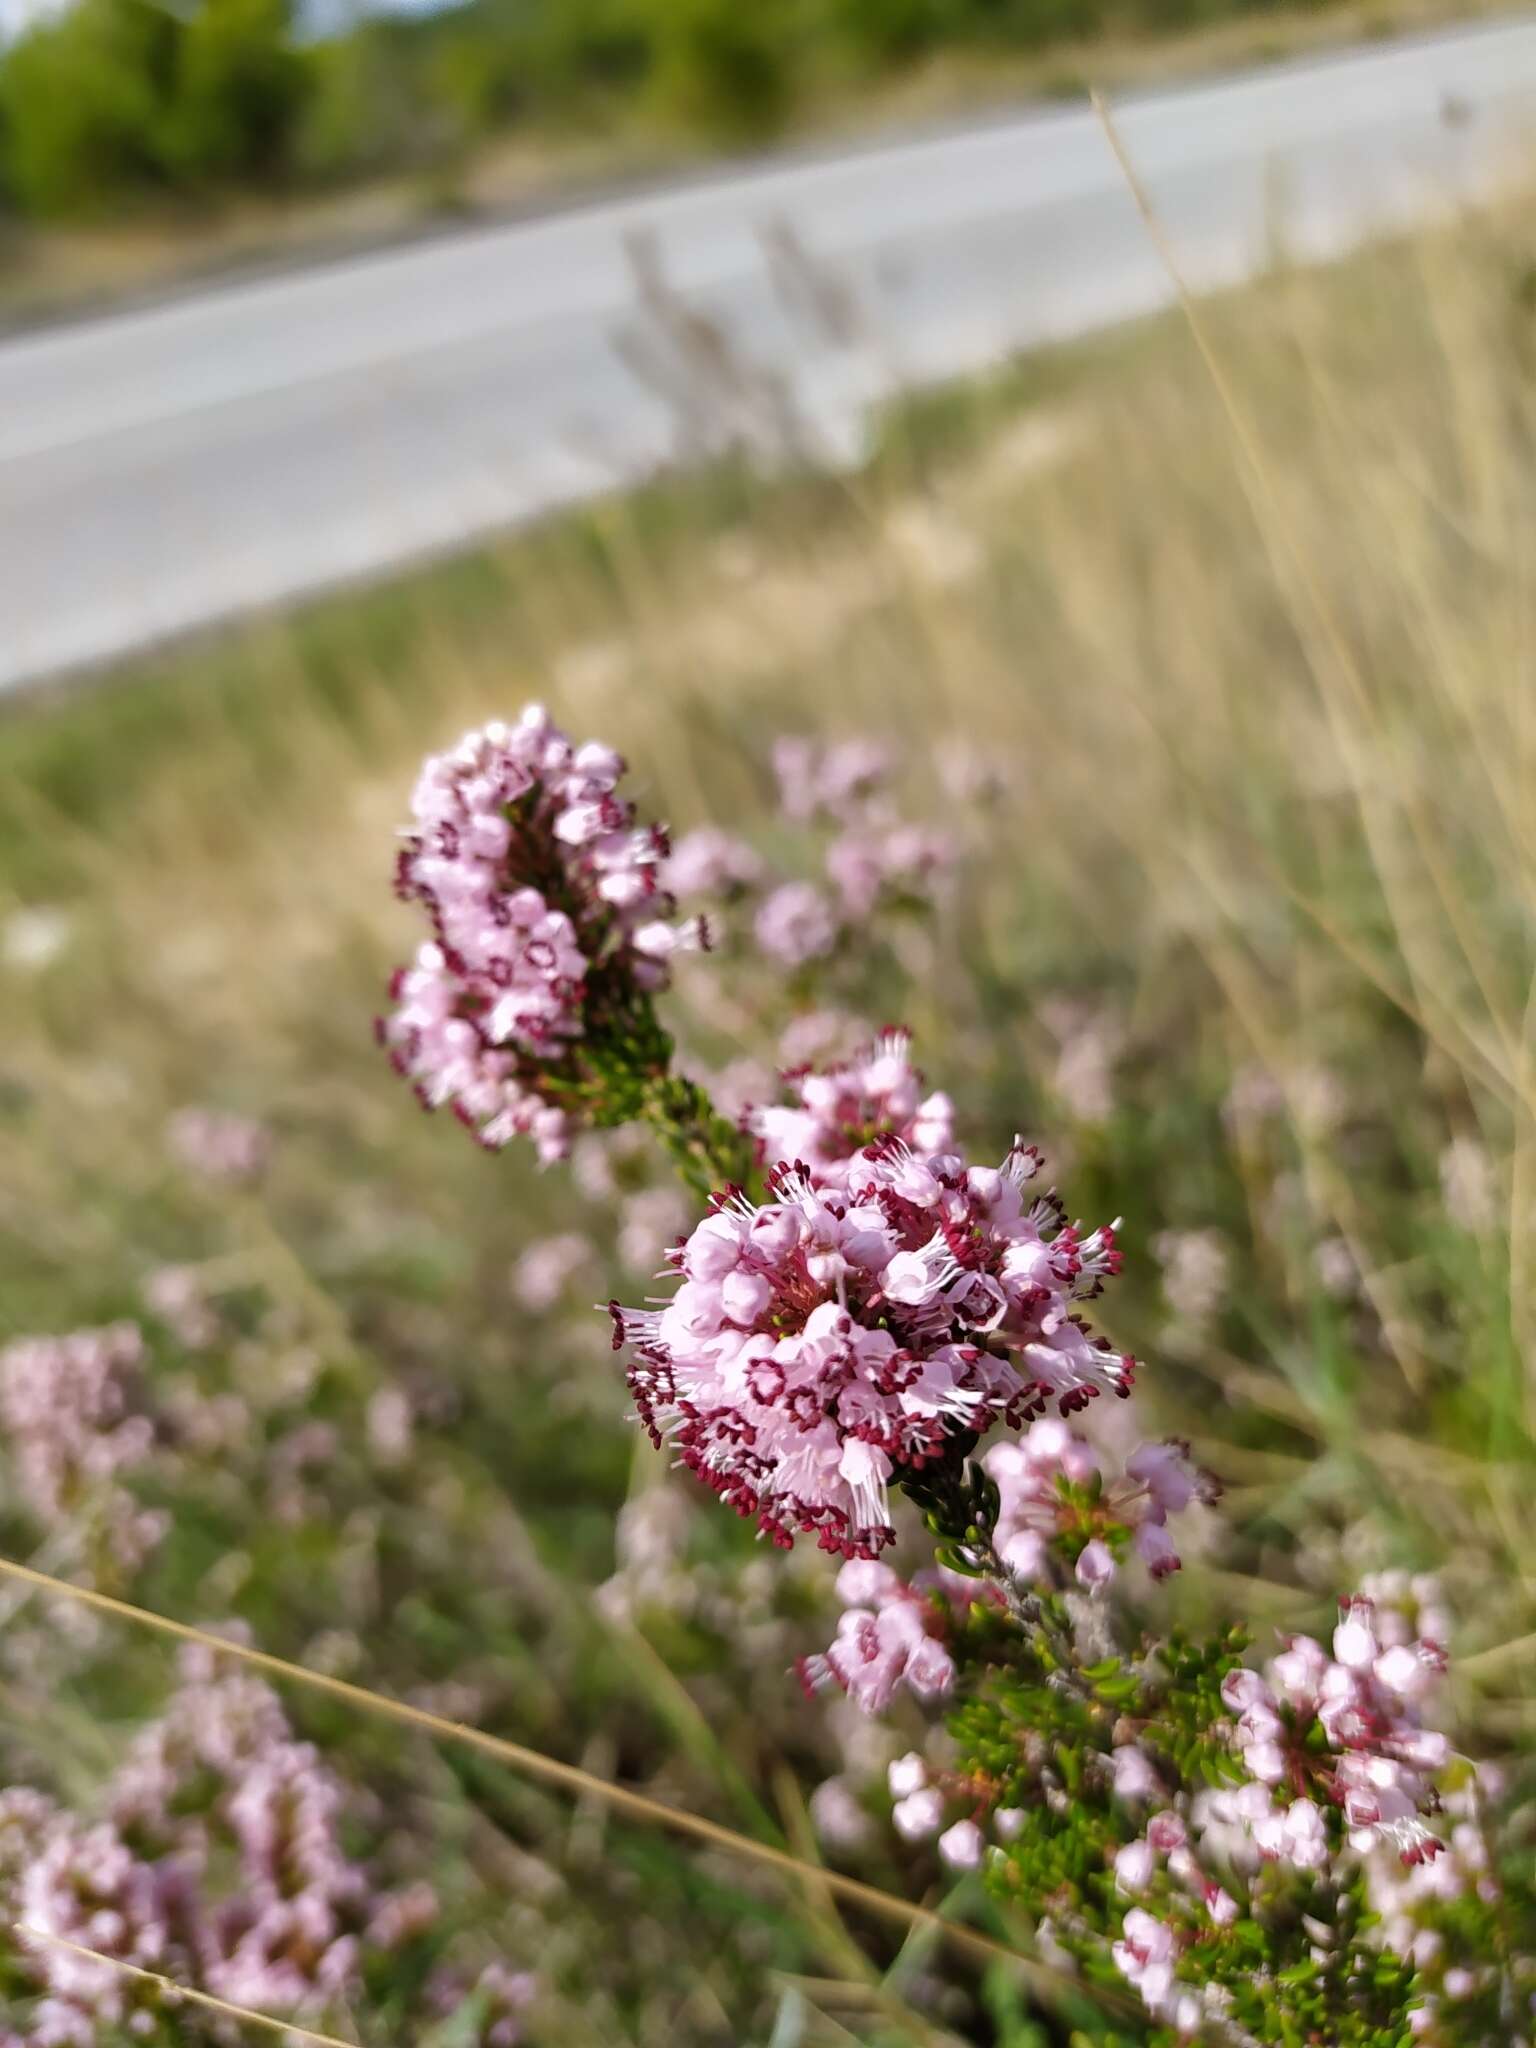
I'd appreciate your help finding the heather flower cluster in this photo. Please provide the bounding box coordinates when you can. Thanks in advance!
[165,1106,272,1185]
[1362,1770,1505,2042]
[796,1556,974,1712]
[1082,1586,1465,2035]
[0,1650,439,2042]
[1219,1590,1451,1867]
[381,705,704,1161]
[661,736,956,975]
[744,1027,953,1185]
[0,1322,167,1578]
[984,1421,1219,1590]
[611,1115,1132,1556]
[800,1423,1219,1716]
[376,707,1535,2046]
[426,1961,537,2046]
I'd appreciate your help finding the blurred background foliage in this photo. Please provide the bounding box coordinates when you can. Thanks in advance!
[0,0,1380,224]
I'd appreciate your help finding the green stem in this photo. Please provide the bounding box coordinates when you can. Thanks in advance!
[641,1072,757,1203]
[901,1445,1093,1698]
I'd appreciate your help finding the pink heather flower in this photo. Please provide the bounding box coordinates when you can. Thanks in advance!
[427,1962,537,2047]
[938,1818,985,1871]
[1112,1906,1179,2017]
[610,1118,1135,1556]
[142,1264,220,1350]
[704,1058,778,1123]
[661,826,764,900]
[1146,1812,1187,1854]
[809,1776,874,1852]
[381,707,693,1162]
[0,1653,451,2042]
[892,1788,946,1841]
[774,736,890,823]
[210,1748,370,2014]
[1358,1569,1452,1665]
[1110,1827,1238,2023]
[1124,1439,1214,1516]
[15,1815,191,2042]
[1250,1795,1330,1871]
[1133,1521,1180,1577]
[631,917,710,966]
[747,1029,953,1190]
[824,824,954,920]
[1114,1818,1245,1957]
[166,1107,272,1184]
[800,1561,957,1712]
[1365,1778,1500,1982]
[0,1321,166,1574]
[1220,1594,1451,1866]
[754,881,838,966]
[1076,1538,1117,1590]
[1112,1745,1165,1804]
[616,1185,694,1276]
[110,1660,431,2021]
[1152,1228,1229,1328]
[982,1424,1214,1590]
[512,1233,592,1312]
[887,1752,929,1799]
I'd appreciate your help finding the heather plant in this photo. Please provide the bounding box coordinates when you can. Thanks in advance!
[5,214,1536,2046]
[382,703,1536,2046]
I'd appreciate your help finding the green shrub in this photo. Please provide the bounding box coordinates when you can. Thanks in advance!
[828,0,949,65]
[164,0,310,185]
[429,27,528,141]
[523,0,653,101]
[647,0,794,141]
[0,0,307,214]
[292,22,445,182]
[0,0,175,217]
[0,0,1398,222]
[954,0,1104,49]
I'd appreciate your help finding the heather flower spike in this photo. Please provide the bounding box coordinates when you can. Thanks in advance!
[381,706,745,1188]
[610,1123,1133,1556]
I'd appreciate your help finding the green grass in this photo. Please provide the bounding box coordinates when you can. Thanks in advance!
[4,192,1536,2042]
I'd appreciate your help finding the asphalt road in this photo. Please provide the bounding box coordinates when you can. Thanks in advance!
[3,16,1535,691]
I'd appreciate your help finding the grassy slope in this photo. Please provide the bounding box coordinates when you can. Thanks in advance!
[4,200,1536,2040]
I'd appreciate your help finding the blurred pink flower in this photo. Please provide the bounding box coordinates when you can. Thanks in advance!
[754,881,838,966]
[166,1107,271,1184]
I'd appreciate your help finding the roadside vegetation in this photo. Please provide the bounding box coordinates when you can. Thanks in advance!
[0,0,1523,324]
[2,195,1536,2042]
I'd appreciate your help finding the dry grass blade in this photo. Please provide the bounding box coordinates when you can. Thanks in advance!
[12,1924,362,2047]
[0,1552,1096,2008]
[1090,87,1531,1111]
